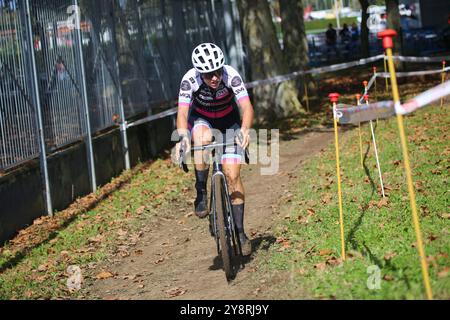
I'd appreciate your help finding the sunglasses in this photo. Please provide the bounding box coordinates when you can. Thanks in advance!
[202,68,223,79]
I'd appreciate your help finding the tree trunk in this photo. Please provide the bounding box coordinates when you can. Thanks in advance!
[279,0,316,101]
[386,0,404,70]
[237,0,302,122]
[359,0,370,58]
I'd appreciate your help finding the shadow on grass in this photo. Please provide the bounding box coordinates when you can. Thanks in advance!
[347,124,378,251]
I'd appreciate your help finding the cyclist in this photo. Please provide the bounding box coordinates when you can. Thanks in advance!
[176,43,254,256]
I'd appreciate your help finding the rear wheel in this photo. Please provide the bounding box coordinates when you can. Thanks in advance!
[214,177,234,281]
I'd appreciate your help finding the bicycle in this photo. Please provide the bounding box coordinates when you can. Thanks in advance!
[179,139,249,281]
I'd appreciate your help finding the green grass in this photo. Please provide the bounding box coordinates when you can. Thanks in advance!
[0,158,191,300]
[306,17,358,33]
[257,104,449,299]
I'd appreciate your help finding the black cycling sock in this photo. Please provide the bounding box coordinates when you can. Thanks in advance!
[195,169,209,194]
[232,203,245,233]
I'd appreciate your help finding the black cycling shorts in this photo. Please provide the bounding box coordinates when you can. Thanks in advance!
[188,107,244,164]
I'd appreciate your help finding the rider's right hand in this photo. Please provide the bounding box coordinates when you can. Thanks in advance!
[176,134,191,163]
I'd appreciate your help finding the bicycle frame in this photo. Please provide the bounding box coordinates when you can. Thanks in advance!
[210,164,240,256]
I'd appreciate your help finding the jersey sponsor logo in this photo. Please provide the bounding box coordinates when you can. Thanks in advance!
[199,94,213,101]
[231,76,243,87]
[216,88,230,99]
[181,80,191,91]
[179,93,191,99]
[189,77,195,84]
[235,87,246,96]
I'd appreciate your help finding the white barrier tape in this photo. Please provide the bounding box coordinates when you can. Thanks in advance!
[335,101,395,124]
[120,122,128,132]
[396,80,450,115]
[245,54,448,90]
[336,80,450,122]
[391,55,450,63]
[245,54,385,89]
[305,55,385,75]
[127,107,177,129]
[377,66,450,78]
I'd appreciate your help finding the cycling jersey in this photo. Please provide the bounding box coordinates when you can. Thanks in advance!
[178,65,249,164]
[178,65,249,119]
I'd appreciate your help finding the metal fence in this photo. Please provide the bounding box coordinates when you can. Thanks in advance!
[0,0,244,215]
[0,1,39,170]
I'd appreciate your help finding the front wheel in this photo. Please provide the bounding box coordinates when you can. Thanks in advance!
[214,176,234,281]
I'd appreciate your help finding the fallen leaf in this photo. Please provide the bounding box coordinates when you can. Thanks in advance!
[37,264,48,272]
[136,206,146,215]
[326,257,342,266]
[383,274,394,281]
[96,271,114,280]
[384,252,397,261]
[319,249,333,256]
[431,169,442,175]
[89,235,104,244]
[421,206,430,217]
[437,267,449,279]
[321,195,332,204]
[393,160,401,166]
[165,287,186,298]
[377,198,390,209]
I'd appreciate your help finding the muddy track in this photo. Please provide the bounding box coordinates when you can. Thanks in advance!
[84,129,334,300]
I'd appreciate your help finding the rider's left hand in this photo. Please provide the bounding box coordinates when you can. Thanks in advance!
[236,127,250,149]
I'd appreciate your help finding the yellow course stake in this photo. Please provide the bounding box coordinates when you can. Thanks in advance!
[329,93,346,261]
[356,94,364,169]
[384,54,389,93]
[441,61,446,107]
[378,30,433,300]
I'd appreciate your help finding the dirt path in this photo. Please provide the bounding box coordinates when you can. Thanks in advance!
[84,129,334,300]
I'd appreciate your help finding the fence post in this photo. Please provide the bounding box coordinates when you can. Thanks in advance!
[441,61,446,107]
[74,0,96,191]
[24,0,53,216]
[110,1,130,171]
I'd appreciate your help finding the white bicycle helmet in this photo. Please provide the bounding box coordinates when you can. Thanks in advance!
[191,43,225,73]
